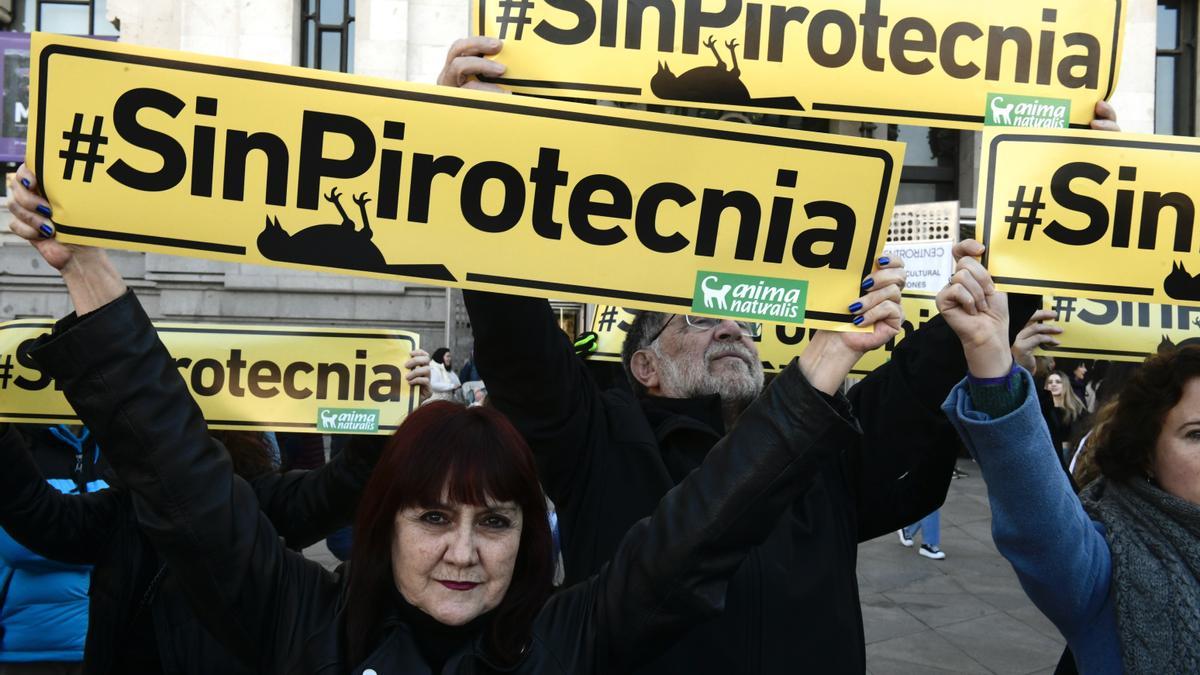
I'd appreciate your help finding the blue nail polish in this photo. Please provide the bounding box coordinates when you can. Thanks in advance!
[878,256,890,266]
[38,224,53,238]
[848,302,863,313]
[20,178,30,188]
[35,204,52,217]
[852,315,865,326]
[861,277,874,290]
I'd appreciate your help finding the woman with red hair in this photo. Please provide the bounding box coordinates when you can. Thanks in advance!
[7,164,903,673]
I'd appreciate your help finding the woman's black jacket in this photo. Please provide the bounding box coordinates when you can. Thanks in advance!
[0,397,382,674]
[30,290,859,674]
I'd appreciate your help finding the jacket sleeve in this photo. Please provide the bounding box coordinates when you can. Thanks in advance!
[28,291,340,670]
[537,360,858,670]
[0,527,90,571]
[249,434,383,549]
[943,371,1113,639]
[0,423,119,565]
[462,291,606,513]
[845,293,1042,541]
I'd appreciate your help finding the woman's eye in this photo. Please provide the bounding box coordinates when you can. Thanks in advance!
[480,515,512,529]
[420,511,450,525]
[1186,430,1200,441]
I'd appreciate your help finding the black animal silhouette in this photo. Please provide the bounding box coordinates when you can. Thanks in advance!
[256,187,455,281]
[1163,260,1200,301]
[650,36,803,110]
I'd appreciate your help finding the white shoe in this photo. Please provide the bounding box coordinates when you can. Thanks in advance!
[919,544,946,560]
[897,529,913,547]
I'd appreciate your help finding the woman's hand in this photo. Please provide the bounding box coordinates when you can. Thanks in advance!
[799,256,905,395]
[404,349,433,402]
[1090,100,1120,132]
[936,240,1012,378]
[1011,309,1061,374]
[438,37,508,93]
[7,164,126,314]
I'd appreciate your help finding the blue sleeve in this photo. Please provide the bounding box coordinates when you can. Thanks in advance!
[942,370,1112,638]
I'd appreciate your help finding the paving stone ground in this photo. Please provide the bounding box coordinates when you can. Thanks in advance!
[859,461,1066,675]
[304,460,1068,674]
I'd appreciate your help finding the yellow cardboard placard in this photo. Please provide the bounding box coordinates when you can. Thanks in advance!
[0,319,418,434]
[981,128,1200,307]
[1041,295,1200,362]
[588,293,938,376]
[30,33,903,330]
[473,0,1124,130]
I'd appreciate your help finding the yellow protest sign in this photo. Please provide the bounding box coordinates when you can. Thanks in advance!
[30,34,902,330]
[1040,295,1200,362]
[473,0,1124,129]
[0,319,418,433]
[588,294,938,376]
[981,128,1200,306]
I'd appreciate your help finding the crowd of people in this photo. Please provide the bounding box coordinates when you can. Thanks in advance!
[0,35,1195,675]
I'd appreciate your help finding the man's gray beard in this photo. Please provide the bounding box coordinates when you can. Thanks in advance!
[654,341,765,406]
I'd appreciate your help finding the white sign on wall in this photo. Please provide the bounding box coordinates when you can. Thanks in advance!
[886,240,954,295]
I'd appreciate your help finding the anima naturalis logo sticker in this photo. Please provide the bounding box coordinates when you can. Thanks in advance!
[692,272,808,322]
[317,407,381,433]
[985,93,1071,129]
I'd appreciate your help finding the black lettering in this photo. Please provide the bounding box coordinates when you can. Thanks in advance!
[744,3,763,60]
[296,111,377,210]
[600,0,619,46]
[792,201,854,269]
[190,358,225,396]
[568,174,631,246]
[1112,166,1136,248]
[226,349,247,397]
[529,148,569,240]
[283,362,314,398]
[985,26,1032,83]
[461,161,526,233]
[764,169,797,263]
[248,360,281,398]
[408,154,465,223]
[532,0,595,45]
[635,182,694,253]
[316,362,350,400]
[1043,161,1110,246]
[858,0,888,72]
[697,189,760,260]
[14,338,51,391]
[683,0,743,54]
[222,131,290,206]
[1139,192,1196,253]
[1058,33,1101,89]
[940,22,983,79]
[191,97,218,198]
[376,121,406,220]
[767,5,809,62]
[627,0,674,51]
[890,17,936,75]
[808,9,856,68]
[354,350,368,401]
[1037,10,1057,85]
[107,87,187,192]
[369,364,405,402]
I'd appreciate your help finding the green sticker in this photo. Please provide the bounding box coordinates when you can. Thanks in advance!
[692,271,808,323]
[985,93,1071,129]
[317,407,380,433]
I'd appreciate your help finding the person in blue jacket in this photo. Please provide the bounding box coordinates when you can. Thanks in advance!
[936,245,1200,675]
[0,425,107,675]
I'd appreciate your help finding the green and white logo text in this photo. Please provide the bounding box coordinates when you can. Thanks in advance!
[317,407,380,433]
[692,271,808,323]
[985,93,1071,129]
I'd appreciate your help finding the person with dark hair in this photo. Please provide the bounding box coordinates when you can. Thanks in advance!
[437,35,1103,674]
[430,347,462,402]
[0,419,388,675]
[938,248,1200,674]
[7,164,900,673]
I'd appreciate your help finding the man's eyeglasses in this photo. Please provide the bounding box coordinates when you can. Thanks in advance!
[647,314,763,346]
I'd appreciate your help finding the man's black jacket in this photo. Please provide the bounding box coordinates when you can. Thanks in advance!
[466,291,1038,674]
[0,421,381,675]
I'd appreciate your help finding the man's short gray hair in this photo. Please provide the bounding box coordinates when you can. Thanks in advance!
[620,311,671,395]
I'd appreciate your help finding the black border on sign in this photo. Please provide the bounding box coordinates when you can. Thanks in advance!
[0,321,417,431]
[477,1,1124,126]
[36,44,894,323]
[981,132,1200,297]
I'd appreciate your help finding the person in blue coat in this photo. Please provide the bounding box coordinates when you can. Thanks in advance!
[0,425,107,675]
[936,244,1200,675]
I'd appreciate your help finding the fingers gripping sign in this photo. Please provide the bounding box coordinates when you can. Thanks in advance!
[438,37,509,93]
[404,348,434,403]
[6,163,72,270]
[841,254,907,354]
[938,239,1013,378]
[1011,309,1063,373]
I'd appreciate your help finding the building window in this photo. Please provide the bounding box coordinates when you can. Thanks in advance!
[1156,0,1197,135]
[24,0,118,35]
[300,0,355,73]
[888,125,959,205]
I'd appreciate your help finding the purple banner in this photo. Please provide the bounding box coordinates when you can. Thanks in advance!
[0,32,31,164]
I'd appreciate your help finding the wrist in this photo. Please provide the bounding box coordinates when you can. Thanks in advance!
[797,332,859,395]
[964,336,1013,379]
[60,250,126,315]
